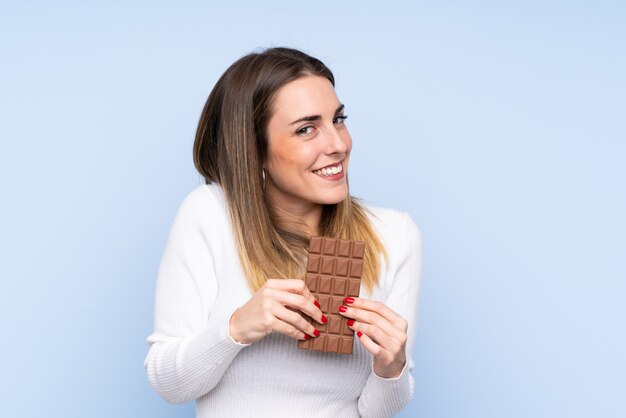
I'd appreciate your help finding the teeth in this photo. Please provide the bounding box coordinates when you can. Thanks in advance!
[314,163,343,177]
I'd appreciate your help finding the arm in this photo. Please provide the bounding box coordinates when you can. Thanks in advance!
[357,212,423,417]
[143,188,250,404]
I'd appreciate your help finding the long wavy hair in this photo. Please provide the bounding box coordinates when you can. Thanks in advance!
[193,47,387,294]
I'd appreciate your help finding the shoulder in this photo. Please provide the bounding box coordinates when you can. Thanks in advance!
[173,182,229,227]
[361,204,423,300]
[363,205,421,243]
[362,204,423,262]
[178,182,226,212]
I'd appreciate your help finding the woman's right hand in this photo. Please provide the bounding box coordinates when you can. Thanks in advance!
[228,279,326,345]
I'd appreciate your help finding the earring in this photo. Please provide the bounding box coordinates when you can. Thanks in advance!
[261,168,266,191]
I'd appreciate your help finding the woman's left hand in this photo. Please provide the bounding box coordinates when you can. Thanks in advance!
[338,297,408,378]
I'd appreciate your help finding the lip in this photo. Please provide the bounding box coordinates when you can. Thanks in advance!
[312,161,345,181]
[312,161,343,171]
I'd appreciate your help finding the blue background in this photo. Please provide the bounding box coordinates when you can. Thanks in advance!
[1,1,624,417]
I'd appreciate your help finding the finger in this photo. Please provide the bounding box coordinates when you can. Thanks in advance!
[272,303,321,338]
[354,329,384,357]
[348,320,400,352]
[268,288,325,325]
[268,315,315,340]
[353,325,406,378]
[338,304,405,342]
[265,278,317,305]
[343,297,408,332]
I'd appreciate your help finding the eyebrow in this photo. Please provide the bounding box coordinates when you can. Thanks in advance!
[289,104,345,125]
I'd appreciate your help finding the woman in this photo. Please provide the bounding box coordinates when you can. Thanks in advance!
[144,47,423,417]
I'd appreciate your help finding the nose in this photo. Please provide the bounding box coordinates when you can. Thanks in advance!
[322,123,348,156]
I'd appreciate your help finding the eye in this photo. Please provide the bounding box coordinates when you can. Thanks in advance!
[297,125,315,136]
[333,115,348,125]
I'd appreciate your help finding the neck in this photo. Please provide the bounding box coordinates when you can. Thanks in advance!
[266,198,323,237]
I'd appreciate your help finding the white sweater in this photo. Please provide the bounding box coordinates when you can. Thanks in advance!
[144,183,423,418]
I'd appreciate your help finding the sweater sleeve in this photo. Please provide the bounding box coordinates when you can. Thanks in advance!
[143,188,251,404]
[357,212,423,417]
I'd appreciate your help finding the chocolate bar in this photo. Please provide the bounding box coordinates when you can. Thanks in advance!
[297,236,365,354]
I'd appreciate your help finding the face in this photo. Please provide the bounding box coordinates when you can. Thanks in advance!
[264,75,352,214]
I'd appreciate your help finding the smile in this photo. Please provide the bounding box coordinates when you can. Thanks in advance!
[312,162,343,177]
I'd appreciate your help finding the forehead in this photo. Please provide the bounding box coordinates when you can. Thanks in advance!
[270,75,340,122]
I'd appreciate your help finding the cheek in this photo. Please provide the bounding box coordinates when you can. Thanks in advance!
[285,145,319,172]
[266,140,292,168]
[268,144,317,173]
[300,147,320,166]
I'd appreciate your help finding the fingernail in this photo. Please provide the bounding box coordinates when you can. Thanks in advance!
[347,319,355,326]
[314,329,321,337]
[304,334,311,340]
[357,331,363,338]
[339,305,347,313]
[344,297,354,304]
[314,300,321,309]
[321,315,327,324]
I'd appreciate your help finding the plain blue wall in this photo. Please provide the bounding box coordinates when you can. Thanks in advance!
[1,1,624,417]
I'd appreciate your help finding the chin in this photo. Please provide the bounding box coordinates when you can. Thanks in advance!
[314,189,349,205]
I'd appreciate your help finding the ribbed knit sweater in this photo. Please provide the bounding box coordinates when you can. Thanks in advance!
[144,183,423,417]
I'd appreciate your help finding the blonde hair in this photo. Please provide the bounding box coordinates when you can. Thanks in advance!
[193,47,387,294]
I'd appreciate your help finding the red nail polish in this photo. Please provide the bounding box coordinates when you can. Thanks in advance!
[314,300,320,308]
[344,297,354,304]
[304,334,311,340]
[314,329,321,337]
[347,319,355,326]
[321,315,327,324]
[339,305,347,313]
[357,331,363,338]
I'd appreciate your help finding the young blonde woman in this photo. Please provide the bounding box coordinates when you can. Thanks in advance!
[144,47,423,417]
